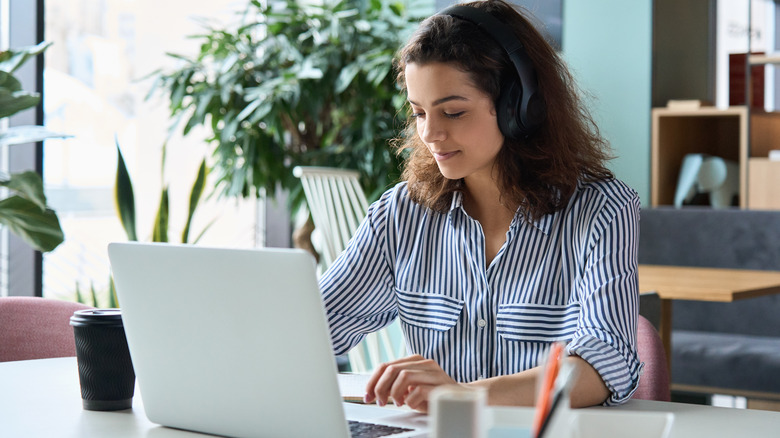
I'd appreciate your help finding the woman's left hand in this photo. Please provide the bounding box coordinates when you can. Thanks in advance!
[363,354,458,412]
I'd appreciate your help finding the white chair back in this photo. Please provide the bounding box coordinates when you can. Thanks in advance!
[293,166,405,373]
[293,166,369,269]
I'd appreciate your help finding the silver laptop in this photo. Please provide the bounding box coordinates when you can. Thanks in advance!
[108,242,427,438]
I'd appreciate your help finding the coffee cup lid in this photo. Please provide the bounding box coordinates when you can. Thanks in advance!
[70,309,124,327]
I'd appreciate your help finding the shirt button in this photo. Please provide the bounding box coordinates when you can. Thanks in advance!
[477,318,487,328]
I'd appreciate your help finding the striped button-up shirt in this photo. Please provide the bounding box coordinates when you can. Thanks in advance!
[319,178,642,405]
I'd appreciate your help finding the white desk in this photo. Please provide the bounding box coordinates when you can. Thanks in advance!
[2,357,779,437]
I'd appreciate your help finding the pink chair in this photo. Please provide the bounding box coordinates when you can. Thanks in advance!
[633,314,671,401]
[0,297,94,362]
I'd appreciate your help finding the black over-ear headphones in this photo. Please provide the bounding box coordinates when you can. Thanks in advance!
[438,5,546,139]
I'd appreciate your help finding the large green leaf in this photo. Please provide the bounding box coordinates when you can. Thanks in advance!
[0,195,64,252]
[0,90,39,119]
[114,142,138,241]
[0,70,23,92]
[0,71,45,119]
[0,42,52,74]
[0,170,48,210]
[0,125,71,147]
[0,42,64,254]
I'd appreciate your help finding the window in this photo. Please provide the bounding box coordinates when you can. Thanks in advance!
[37,0,264,303]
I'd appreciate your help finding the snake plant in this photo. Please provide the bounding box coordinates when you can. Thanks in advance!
[114,139,211,244]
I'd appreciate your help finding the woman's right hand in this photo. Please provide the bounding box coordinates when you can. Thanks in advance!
[363,354,459,413]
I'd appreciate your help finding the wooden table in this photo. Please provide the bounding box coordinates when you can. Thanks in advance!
[638,264,780,368]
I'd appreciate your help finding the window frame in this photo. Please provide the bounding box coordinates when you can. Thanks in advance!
[2,0,45,297]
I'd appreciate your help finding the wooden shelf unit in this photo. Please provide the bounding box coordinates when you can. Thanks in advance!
[742,4,780,210]
[749,53,780,65]
[651,106,748,208]
[749,158,780,209]
[747,111,780,209]
[651,106,780,210]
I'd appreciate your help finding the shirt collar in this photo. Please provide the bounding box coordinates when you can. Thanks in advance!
[516,209,555,235]
[448,191,464,213]
[448,191,555,236]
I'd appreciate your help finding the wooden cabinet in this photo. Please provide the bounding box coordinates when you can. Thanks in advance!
[651,106,780,209]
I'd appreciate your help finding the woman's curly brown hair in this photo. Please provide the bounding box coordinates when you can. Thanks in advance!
[393,0,614,221]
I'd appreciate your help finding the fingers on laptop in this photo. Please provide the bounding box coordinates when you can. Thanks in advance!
[401,383,435,412]
[364,354,428,405]
[363,355,420,405]
[363,354,457,412]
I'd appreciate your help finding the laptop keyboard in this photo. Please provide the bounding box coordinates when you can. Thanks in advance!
[348,420,414,438]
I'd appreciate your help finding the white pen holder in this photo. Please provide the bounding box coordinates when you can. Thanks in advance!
[430,385,487,438]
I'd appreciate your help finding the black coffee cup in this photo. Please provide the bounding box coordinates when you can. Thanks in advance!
[70,309,135,411]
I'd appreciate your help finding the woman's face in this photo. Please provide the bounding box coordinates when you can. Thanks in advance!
[405,61,505,182]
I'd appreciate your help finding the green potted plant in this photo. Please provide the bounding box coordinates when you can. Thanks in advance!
[0,42,66,252]
[77,140,211,308]
[114,140,211,245]
[148,0,424,243]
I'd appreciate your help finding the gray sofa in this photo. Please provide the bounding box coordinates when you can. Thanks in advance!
[638,207,780,401]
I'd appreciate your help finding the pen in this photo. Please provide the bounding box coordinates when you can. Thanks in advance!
[531,342,564,438]
[535,380,564,438]
[535,355,580,438]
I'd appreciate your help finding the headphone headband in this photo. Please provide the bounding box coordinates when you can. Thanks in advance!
[440,6,525,61]
[437,5,545,138]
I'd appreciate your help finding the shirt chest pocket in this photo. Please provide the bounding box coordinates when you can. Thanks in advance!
[496,303,579,343]
[396,289,464,331]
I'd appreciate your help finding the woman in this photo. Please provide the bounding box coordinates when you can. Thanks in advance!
[319,0,641,412]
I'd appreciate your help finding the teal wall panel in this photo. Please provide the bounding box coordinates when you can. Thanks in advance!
[562,0,653,206]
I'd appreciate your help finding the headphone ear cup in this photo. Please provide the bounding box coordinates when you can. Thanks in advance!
[496,79,524,140]
[521,90,546,135]
[497,78,545,139]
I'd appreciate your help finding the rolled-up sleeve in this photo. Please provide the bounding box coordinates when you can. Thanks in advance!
[566,192,642,405]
